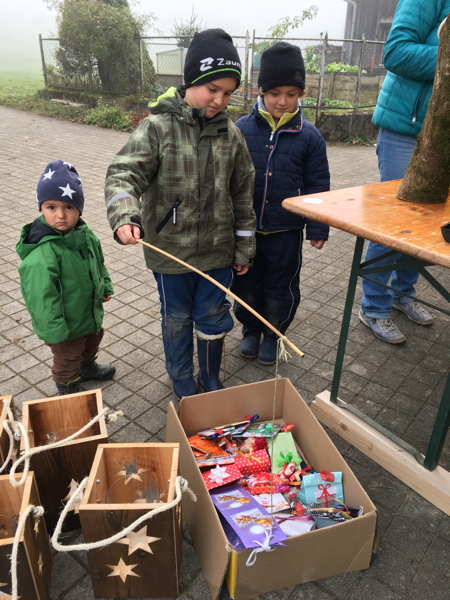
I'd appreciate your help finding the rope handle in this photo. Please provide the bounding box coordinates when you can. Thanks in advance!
[51,475,196,552]
[10,504,45,600]
[0,405,22,474]
[7,408,123,488]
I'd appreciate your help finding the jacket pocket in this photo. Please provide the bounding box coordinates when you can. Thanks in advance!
[412,83,428,125]
[57,279,65,319]
[155,198,183,233]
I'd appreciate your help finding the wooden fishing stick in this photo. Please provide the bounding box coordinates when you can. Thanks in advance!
[136,238,304,357]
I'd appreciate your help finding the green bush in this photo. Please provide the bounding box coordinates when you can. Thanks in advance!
[307,62,366,73]
[83,104,134,130]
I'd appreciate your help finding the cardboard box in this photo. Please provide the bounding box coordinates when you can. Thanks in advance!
[165,378,377,600]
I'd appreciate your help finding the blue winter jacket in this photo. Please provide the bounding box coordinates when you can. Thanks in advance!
[373,0,450,137]
[236,105,330,238]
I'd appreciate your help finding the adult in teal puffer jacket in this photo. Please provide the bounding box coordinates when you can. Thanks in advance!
[16,160,115,395]
[359,0,450,344]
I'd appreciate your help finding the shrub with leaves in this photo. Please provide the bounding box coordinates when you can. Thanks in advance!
[83,104,134,130]
[50,0,157,95]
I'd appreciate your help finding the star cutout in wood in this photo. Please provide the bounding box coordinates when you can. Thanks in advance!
[37,552,44,575]
[115,459,147,484]
[34,517,40,536]
[115,526,161,556]
[134,482,160,504]
[106,557,140,583]
[62,479,82,514]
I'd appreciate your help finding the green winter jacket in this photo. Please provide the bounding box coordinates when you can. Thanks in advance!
[373,0,450,137]
[105,86,256,274]
[16,217,114,344]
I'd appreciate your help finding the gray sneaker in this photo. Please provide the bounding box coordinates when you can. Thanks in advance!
[359,310,406,344]
[392,300,433,325]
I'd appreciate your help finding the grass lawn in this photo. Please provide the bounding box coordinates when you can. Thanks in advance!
[0,71,45,102]
[0,70,91,122]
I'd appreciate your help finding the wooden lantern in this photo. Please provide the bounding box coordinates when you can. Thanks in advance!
[79,443,181,599]
[0,396,14,470]
[0,472,52,599]
[21,389,108,533]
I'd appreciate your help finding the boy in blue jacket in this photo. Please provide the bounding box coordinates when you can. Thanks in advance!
[231,42,330,365]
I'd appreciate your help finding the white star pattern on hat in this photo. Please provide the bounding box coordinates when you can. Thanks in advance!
[63,162,73,169]
[42,168,55,180]
[59,183,76,199]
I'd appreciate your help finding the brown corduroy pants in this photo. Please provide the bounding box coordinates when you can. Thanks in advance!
[46,328,104,383]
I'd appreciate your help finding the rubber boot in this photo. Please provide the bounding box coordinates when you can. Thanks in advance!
[55,378,82,396]
[172,377,198,400]
[79,360,116,382]
[197,337,225,393]
[239,332,261,359]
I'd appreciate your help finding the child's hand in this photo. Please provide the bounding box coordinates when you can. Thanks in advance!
[310,240,326,249]
[233,264,249,275]
[103,296,112,302]
[116,224,141,245]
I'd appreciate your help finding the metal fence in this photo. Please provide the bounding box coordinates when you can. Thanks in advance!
[39,32,386,123]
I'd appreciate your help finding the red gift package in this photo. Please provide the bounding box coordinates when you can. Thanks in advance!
[202,464,243,491]
[234,449,271,477]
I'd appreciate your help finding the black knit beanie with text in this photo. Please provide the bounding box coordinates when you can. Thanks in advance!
[184,28,242,89]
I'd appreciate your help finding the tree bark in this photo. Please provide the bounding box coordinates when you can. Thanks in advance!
[397,15,450,203]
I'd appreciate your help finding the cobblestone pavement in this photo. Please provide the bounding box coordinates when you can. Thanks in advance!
[1,106,450,600]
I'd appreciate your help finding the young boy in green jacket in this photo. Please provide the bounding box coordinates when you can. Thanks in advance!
[17,160,115,395]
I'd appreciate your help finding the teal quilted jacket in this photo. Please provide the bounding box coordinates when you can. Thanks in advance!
[373,0,450,137]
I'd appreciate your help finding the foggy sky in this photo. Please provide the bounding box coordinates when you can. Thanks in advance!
[0,0,347,72]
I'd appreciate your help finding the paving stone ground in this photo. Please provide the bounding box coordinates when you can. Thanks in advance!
[1,106,449,600]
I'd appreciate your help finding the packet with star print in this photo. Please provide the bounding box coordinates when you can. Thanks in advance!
[210,484,287,549]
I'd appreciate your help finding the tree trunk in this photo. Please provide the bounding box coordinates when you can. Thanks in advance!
[397,15,450,203]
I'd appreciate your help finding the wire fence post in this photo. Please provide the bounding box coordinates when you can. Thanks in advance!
[354,34,365,112]
[315,32,328,127]
[138,35,144,96]
[243,30,249,113]
[249,30,256,108]
[39,34,48,88]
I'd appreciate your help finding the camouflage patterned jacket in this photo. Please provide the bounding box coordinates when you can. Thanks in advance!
[105,87,256,274]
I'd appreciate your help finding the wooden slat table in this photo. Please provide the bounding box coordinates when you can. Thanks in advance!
[283,180,450,514]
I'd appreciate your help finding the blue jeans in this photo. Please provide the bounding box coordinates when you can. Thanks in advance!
[360,127,418,319]
[153,268,234,380]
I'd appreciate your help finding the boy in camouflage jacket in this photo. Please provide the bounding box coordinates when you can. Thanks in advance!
[105,29,256,399]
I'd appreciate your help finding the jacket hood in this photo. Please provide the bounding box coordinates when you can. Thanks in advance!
[149,86,229,126]
[16,216,84,260]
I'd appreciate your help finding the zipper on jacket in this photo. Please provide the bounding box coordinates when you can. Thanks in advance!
[91,251,101,282]
[57,279,65,318]
[412,83,428,125]
[155,198,183,233]
[259,127,301,229]
[79,249,86,260]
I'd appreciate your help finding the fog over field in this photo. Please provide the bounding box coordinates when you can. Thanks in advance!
[0,0,347,72]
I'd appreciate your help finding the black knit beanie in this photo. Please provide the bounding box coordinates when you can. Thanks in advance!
[36,160,84,214]
[184,28,242,89]
[258,41,305,92]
